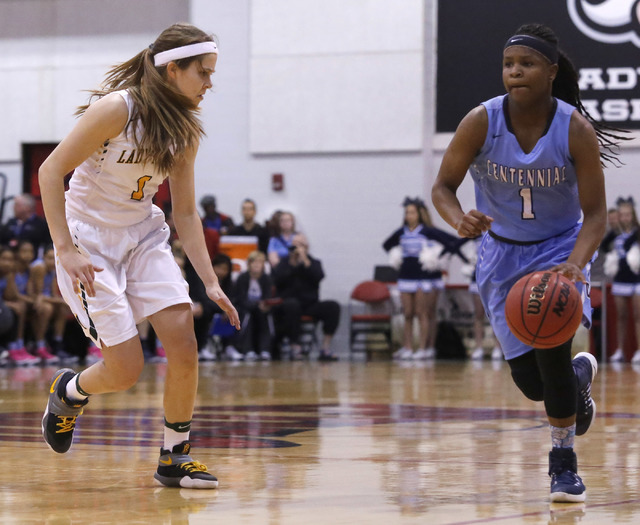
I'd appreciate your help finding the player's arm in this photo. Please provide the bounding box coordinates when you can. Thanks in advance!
[431,106,494,237]
[552,112,607,282]
[169,146,240,329]
[38,94,126,295]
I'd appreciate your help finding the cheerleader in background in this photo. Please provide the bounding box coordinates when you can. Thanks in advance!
[603,197,640,363]
[383,197,459,360]
[459,238,502,361]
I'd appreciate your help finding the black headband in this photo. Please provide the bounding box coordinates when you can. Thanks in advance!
[504,34,558,64]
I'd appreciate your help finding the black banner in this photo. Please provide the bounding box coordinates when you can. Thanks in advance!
[436,0,640,132]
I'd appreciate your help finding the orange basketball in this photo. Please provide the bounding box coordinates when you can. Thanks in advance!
[505,271,583,349]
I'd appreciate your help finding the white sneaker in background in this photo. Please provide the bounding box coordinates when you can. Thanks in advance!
[225,346,244,361]
[491,347,503,361]
[393,347,413,360]
[245,350,259,361]
[400,348,415,360]
[470,347,484,361]
[424,348,436,360]
[199,347,216,361]
[260,351,271,361]
[631,350,640,365]
[413,348,430,360]
[610,348,625,363]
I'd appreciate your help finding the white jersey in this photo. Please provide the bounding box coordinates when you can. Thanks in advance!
[65,90,167,227]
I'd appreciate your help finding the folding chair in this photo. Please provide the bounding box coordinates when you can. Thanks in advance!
[349,280,393,359]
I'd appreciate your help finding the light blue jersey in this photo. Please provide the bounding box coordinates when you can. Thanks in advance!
[472,95,592,360]
[470,95,581,242]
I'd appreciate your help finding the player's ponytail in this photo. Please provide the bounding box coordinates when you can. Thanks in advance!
[515,23,630,167]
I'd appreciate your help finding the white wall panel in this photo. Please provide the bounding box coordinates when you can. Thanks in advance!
[250,53,423,153]
[249,0,424,153]
[251,0,423,55]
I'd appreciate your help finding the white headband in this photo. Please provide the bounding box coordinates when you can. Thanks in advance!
[153,41,218,67]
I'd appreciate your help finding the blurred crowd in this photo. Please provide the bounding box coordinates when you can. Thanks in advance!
[0,193,341,367]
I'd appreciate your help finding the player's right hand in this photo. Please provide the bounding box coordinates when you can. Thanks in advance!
[59,250,103,297]
[456,209,494,238]
[205,282,241,329]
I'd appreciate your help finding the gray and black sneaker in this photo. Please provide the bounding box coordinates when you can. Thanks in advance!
[572,352,597,436]
[42,368,88,453]
[154,441,219,489]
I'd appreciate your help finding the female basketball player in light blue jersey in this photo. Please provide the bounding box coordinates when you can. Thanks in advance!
[39,23,239,489]
[432,24,628,503]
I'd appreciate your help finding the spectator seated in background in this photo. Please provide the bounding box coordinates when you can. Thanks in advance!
[208,253,242,361]
[15,241,57,364]
[179,240,217,362]
[29,244,83,364]
[0,194,51,255]
[200,194,234,235]
[267,211,298,268]
[272,233,340,361]
[233,250,274,361]
[229,198,269,254]
[0,246,38,365]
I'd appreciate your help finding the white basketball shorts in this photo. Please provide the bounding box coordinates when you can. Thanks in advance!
[56,207,191,347]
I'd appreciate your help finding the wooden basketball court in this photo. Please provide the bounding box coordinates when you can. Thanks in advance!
[1,358,639,524]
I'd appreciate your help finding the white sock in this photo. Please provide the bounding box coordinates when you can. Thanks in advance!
[163,420,191,451]
[65,373,89,402]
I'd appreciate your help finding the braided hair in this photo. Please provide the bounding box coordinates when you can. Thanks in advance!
[515,23,630,167]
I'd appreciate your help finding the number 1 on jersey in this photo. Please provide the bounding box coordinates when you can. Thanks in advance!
[131,176,152,201]
[519,188,535,219]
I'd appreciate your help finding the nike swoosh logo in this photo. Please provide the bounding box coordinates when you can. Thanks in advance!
[177,425,190,431]
[159,457,172,465]
[492,134,502,138]
[50,373,64,394]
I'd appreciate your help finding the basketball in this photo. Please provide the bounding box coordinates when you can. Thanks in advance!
[505,271,583,349]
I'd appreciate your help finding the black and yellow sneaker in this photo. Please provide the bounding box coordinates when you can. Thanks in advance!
[42,368,88,453]
[154,441,219,489]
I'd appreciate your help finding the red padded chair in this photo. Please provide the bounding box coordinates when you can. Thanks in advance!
[349,280,393,359]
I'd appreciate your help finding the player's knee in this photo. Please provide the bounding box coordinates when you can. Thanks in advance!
[508,351,544,401]
[534,342,576,418]
[510,369,544,401]
[535,340,573,382]
[166,334,199,366]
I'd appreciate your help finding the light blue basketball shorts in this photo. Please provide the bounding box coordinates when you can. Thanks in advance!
[476,224,592,361]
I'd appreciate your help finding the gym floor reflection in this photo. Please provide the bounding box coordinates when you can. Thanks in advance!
[1,359,639,524]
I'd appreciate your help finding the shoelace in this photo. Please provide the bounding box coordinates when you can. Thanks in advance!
[55,415,79,434]
[552,469,583,488]
[179,461,209,473]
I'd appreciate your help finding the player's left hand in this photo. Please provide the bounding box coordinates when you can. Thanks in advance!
[550,262,585,283]
[205,282,241,329]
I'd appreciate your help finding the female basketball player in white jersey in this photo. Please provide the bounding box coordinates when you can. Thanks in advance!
[39,23,239,489]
